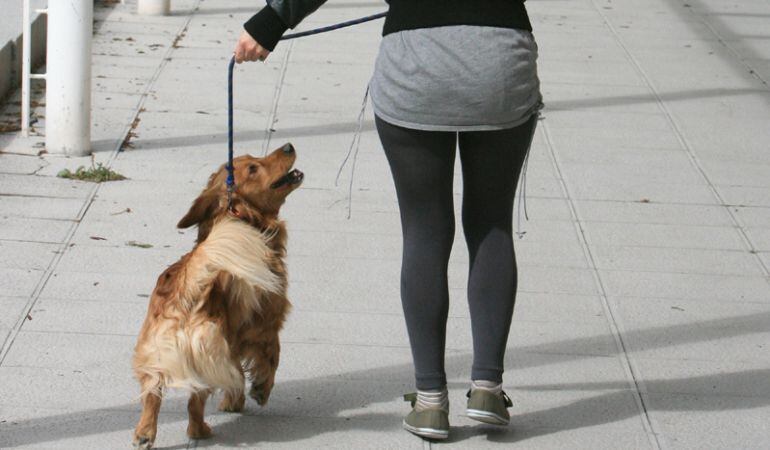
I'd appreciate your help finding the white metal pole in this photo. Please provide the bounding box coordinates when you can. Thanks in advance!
[137,0,170,16]
[45,0,92,156]
[21,0,31,137]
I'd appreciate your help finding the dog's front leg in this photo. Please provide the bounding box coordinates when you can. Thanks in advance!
[134,390,162,449]
[187,390,213,440]
[248,338,280,406]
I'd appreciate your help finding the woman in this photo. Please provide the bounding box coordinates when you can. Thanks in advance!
[234,0,542,440]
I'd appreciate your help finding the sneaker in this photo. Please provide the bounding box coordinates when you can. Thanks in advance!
[465,388,512,425]
[402,393,450,440]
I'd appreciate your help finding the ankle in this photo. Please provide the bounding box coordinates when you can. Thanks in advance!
[471,380,503,396]
[414,387,449,413]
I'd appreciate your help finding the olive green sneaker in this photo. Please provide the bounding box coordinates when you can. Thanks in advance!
[402,393,450,440]
[466,389,513,425]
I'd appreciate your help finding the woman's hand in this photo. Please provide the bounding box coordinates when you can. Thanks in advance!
[234,31,271,63]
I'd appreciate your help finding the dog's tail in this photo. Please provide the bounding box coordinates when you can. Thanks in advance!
[184,217,283,299]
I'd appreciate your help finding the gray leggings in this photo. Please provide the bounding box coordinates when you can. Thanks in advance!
[375,114,538,390]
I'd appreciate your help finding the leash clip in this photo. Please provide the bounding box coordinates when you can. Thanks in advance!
[226,165,235,212]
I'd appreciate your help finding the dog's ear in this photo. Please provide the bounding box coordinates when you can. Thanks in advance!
[177,190,220,229]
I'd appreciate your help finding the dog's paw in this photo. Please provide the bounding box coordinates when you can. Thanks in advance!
[187,421,213,440]
[248,383,270,406]
[133,435,153,450]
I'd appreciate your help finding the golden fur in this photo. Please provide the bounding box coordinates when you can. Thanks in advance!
[132,144,302,449]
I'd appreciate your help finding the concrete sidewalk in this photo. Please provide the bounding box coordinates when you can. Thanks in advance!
[1,0,770,448]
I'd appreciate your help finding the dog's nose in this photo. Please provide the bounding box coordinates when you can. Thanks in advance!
[282,143,295,154]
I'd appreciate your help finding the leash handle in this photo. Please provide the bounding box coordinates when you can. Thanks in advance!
[226,56,236,210]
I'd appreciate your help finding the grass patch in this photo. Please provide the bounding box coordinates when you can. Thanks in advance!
[57,160,126,183]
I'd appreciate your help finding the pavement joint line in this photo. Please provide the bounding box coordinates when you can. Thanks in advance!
[580,240,761,252]
[588,0,770,281]
[540,116,664,448]
[584,268,768,278]
[575,219,768,228]
[573,198,770,208]
[0,192,86,200]
[0,214,79,223]
[632,354,770,364]
[33,297,149,305]
[0,0,203,367]
[0,238,70,245]
[262,40,295,156]
[9,329,138,338]
[602,295,770,305]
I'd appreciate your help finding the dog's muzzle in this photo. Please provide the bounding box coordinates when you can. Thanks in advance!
[270,169,304,189]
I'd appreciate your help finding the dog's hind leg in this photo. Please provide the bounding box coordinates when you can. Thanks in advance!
[133,377,163,449]
[219,388,245,412]
[248,338,280,406]
[218,356,246,412]
[187,389,213,440]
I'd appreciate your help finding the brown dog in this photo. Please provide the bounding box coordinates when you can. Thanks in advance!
[132,143,302,449]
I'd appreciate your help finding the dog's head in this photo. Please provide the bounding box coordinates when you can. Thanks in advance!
[178,143,303,241]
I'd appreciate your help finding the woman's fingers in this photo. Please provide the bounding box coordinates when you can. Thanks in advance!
[234,31,271,64]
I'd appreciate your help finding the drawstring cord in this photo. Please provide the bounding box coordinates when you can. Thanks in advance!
[335,85,370,219]
[515,111,541,239]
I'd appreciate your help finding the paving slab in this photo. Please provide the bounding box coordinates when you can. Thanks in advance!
[645,393,770,450]
[2,330,135,372]
[0,196,85,221]
[589,245,764,276]
[0,173,93,199]
[573,200,734,227]
[0,296,28,348]
[39,270,158,301]
[0,268,44,298]
[600,270,770,303]
[614,297,770,362]
[581,221,746,250]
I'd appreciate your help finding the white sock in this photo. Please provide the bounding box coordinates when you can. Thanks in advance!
[415,388,449,413]
[471,380,503,396]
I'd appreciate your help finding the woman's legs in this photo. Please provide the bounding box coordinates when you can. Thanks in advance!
[458,114,538,384]
[375,113,538,389]
[374,116,457,391]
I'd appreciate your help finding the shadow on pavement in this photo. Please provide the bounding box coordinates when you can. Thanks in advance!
[447,369,770,444]
[91,120,376,153]
[93,85,762,154]
[2,311,769,447]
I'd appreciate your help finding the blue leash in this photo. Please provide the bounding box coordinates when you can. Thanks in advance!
[227,57,236,210]
[226,12,386,210]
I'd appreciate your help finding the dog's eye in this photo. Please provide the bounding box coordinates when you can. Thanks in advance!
[248,164,259,174]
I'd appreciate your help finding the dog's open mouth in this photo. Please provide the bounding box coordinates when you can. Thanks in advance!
[270,169,304,189]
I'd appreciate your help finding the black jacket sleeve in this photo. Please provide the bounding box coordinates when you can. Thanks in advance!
[244,0,328,51]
